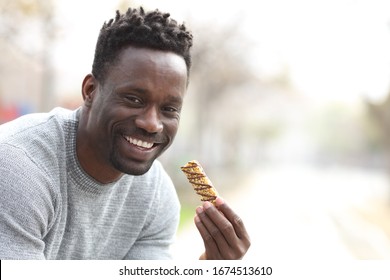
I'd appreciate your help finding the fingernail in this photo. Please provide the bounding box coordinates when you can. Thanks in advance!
[196,206,203,214]
[215,197,224,207]
[194,215,200,223]
[203,201,212,209]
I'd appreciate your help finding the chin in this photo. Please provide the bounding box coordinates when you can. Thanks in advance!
[124,165,152,176]
[111,156,155,176]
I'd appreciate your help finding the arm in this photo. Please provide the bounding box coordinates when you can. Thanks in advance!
[0,145,54,259]
[194,197,251,260]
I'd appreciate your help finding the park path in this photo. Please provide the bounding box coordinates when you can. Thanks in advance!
[171,164,390,260]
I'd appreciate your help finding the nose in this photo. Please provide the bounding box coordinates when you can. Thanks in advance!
[135,106,163,133]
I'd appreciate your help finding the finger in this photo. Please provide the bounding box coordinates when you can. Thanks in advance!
[215,197,250,242]
[196,205,230,255]
[194,210,220,259]
[194,214,218,251]
[202,201,238,244]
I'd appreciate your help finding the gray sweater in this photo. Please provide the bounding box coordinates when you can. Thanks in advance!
[0,108,180,259]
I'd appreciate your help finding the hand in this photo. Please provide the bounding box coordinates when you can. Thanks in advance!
[194,197,251,260]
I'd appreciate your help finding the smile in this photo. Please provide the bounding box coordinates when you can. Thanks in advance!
[123,136,154,149]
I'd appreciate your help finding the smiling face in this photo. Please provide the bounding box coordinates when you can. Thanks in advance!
[77,46,188,182]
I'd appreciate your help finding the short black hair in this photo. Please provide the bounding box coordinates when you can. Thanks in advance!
[92,7,193,82]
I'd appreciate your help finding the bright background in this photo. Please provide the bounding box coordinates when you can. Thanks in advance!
[2,0,390,260]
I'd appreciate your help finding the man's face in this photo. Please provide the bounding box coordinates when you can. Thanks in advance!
[82,46,188,177]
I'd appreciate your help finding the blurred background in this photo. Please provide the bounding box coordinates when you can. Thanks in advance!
[2,0,390,259]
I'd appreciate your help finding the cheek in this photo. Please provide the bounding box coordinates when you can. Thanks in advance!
[92,95,127,125]
[88,102,119,138]
[165,119,180,139]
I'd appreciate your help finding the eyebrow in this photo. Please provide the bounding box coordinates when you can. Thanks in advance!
[115,84,146,94]
[165,95,183,104]
[115,86,183,103]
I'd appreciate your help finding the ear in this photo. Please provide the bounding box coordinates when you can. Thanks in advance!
[81,74,97,107]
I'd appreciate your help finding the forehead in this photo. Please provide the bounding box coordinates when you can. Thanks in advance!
[107,46,188,82]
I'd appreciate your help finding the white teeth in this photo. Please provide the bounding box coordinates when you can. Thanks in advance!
[125,136,153,149]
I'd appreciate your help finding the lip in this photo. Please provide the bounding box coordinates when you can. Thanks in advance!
[124,135,155,149]
[120,135,160,161]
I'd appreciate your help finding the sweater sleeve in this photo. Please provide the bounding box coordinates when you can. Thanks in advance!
[124,164,180,260]
[0,144,56,259]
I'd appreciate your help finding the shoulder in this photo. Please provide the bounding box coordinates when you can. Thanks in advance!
[146,160,169,180]
[129,160,179,207]
[0,143,58,203]
[0,107,77,142]
[149,160,180,210]
[139,160,177,195]
[0,109,72,222]
[0,107,78,175]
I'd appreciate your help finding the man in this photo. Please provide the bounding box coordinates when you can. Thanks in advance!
[0,7,250,260]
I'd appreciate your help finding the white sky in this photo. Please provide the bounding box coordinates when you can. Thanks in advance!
[53,0,390,103]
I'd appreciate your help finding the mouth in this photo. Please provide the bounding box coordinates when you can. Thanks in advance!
[123,135,156,149]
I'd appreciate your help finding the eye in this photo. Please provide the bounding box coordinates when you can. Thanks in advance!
[124,95,143,105]
[162,106,178,113]
[162,105,182,119]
